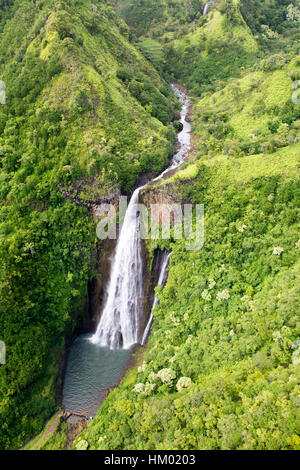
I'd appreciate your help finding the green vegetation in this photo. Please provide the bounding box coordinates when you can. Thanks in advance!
[115,0,300,96]
[192,54,300,160]
[73,2,300,450]
[23,411,68,450]
[114,0,205,37]
[0,0,178,450]
[0,1,15,33]
[240,0,299,36]
[164,2,260,96]
[75,144,300,451]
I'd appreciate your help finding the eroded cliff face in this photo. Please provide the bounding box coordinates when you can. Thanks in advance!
[141,181,181,207]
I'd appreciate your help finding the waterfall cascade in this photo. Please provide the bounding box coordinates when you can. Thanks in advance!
[90,188,143,349]
[203,1,214,16]
[90,86,191,350]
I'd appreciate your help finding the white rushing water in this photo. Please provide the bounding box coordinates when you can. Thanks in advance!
[90,85,191,350]
[141,252,170,345]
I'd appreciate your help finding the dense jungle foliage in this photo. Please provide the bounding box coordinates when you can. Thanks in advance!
[0,0,299,451]
[0,0,178,449]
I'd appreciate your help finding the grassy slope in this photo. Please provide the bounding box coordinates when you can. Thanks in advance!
[23,410,66,450]
[74,139,300,450]
[0,0,178,450]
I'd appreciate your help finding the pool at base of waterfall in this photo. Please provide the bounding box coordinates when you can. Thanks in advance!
[62,335,132,417]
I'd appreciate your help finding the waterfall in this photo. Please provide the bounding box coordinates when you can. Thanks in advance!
[141,252,170,345]
[203,1,213,16]
[90,85,190,350]
[90,188,143,349]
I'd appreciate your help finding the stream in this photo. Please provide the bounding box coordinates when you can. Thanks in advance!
[62,85,191,417]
